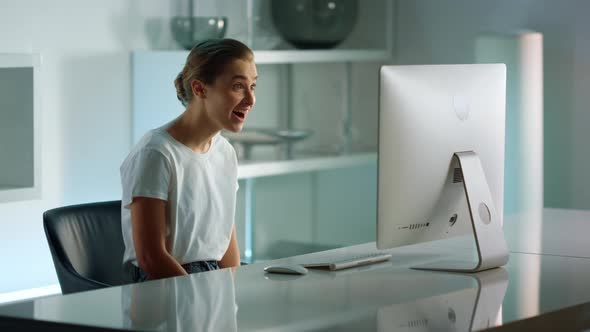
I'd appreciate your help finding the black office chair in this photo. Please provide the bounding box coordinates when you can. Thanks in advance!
[43,200,133,295]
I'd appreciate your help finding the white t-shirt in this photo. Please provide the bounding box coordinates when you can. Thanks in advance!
[120,119,239,266]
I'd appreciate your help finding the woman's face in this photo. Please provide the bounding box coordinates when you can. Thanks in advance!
[202,58,257,133]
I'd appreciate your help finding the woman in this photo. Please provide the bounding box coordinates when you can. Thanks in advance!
[120,38,257,282]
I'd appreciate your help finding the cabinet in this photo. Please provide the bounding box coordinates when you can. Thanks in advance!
[132,0,394,261]
[0,54,41,203]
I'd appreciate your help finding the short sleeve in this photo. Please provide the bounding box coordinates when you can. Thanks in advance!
[121,148,172,209]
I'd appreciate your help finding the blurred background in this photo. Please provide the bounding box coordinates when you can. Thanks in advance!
[1,0,588,300]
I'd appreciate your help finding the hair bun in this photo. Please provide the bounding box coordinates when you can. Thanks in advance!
[174,72,188,106]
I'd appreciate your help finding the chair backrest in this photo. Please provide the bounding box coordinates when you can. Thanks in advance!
[43,200,133,294]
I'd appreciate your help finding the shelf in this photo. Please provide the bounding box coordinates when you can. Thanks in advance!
[237,152,377,179]
[132,49,392,65]
[254,49,391,64]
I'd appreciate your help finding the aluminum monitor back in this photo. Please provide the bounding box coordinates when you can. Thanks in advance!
[377,64,506,250]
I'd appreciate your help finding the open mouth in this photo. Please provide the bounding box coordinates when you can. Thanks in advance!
[232,110,246,121]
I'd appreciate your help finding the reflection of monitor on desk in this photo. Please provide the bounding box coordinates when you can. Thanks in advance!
[377,64,509,272]
[377,268,509,331]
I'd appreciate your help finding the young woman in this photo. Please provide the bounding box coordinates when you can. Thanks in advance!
[120,39,257,282]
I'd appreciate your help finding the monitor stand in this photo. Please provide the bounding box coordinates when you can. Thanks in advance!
[412,151,510,273]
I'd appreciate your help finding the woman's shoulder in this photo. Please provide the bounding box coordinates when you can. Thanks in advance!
[120,130,175,176]
[126,129,174,161]
[145,128,173,148]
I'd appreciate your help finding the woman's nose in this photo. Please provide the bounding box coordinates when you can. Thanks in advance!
[244,89,255,106]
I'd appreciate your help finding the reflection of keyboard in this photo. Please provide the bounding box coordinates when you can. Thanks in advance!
[303,253,392,271]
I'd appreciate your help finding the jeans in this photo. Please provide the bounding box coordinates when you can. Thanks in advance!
[131,260,219,282]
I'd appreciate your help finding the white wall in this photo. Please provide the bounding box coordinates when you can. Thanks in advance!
[0,0,384,294]
[0,0,174,293]
[6,0,587,296]
[394,0,590,210]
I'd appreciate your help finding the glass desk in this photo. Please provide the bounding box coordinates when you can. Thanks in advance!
[1,208,590,331]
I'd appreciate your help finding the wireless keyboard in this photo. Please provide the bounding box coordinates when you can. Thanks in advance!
[303,253,392,271]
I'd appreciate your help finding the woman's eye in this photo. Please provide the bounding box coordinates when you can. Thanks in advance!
[233,83,244,90]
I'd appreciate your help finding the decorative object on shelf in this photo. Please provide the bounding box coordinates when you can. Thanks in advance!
[170,16,227,50]
[223,128,312,160]
[251,0,282,50]
[270,0,358,49]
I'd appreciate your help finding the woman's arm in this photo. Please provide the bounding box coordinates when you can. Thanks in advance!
[219,224,241,268]
[130,197,188,279]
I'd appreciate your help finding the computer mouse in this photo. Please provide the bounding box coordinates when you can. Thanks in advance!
[264,264,308,275]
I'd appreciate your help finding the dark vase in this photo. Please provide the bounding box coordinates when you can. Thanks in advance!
[271,0,358,49]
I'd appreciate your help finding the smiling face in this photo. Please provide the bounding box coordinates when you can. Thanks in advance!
[196,58,258,133]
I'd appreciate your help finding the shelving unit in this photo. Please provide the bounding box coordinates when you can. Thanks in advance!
[133,47,383,261]
[132,0,394,261]
[0,54,42,203]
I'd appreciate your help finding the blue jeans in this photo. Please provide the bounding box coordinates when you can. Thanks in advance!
[131,260,219,282]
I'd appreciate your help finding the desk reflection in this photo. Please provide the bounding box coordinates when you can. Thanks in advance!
[122,268,238,332]
[377,268,508,331]
[236,262,508,331]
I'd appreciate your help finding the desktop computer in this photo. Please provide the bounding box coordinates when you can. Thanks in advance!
[377,64,509,272]
[293,64,509,273]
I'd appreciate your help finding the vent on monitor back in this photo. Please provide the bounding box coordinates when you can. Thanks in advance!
[453,167,463,183]
[407,318,428,328]
[407,222,430,230]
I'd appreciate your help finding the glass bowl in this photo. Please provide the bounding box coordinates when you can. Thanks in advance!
[170,16,227,50]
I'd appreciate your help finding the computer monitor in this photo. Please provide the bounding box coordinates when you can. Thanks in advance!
[377,64,509,272]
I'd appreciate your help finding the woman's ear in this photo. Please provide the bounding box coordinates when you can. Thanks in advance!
[191,80,206,98]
